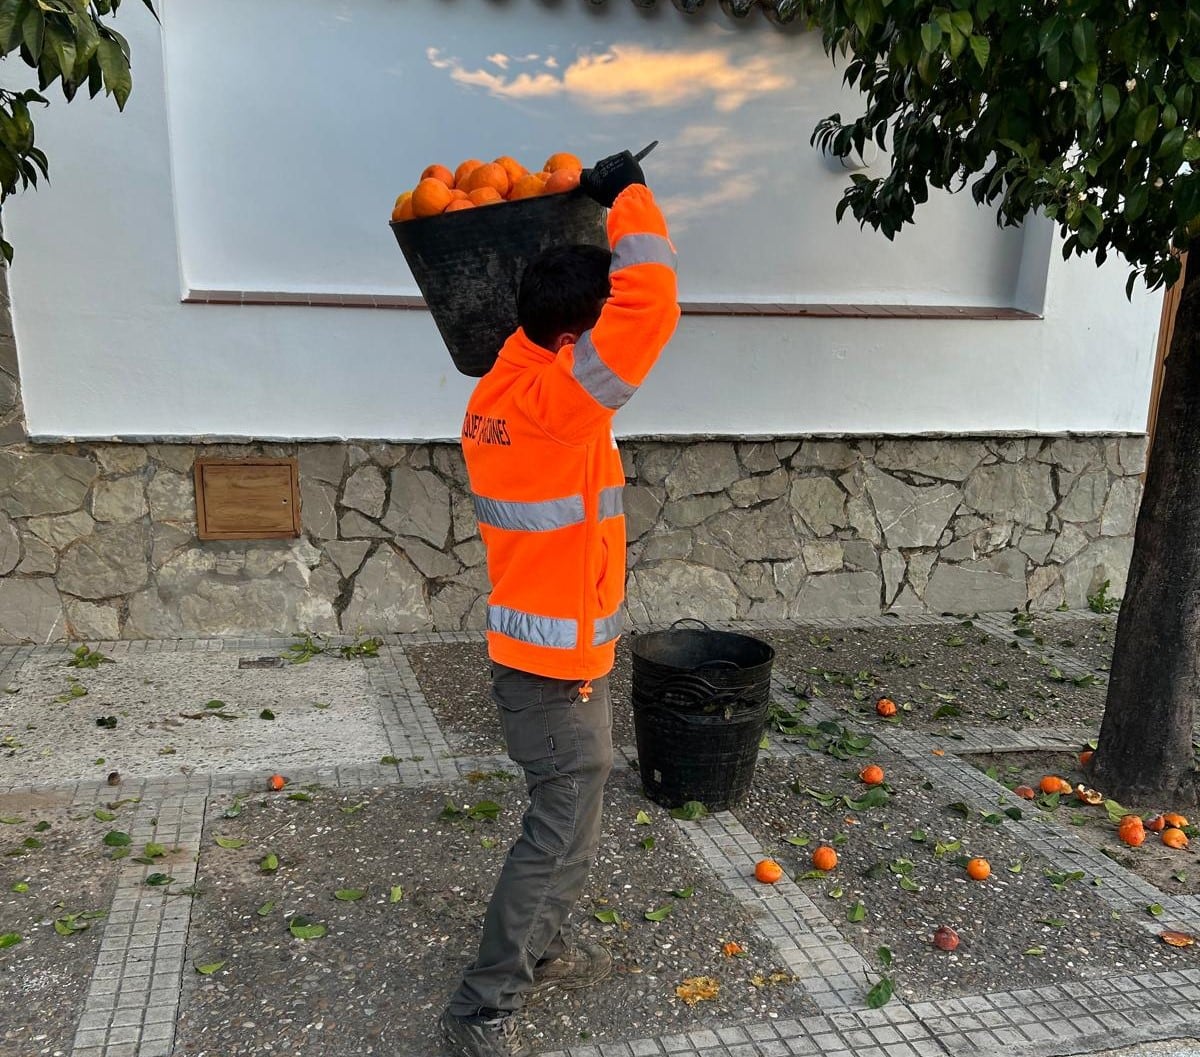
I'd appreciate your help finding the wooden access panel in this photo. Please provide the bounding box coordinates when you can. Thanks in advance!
[194,458,301,540]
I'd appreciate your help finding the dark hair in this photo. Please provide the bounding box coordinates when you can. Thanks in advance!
[517,244,612,349]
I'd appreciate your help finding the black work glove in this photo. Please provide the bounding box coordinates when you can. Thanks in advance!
[579,150,645,208]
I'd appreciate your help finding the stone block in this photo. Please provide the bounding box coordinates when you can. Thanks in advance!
[664,494,729,530]
[1027,565,1065,610]
[382,466,452,547]
[624,485,663,541]
[1062,537,1133,609]
[0,451,95,517]
[452,493,479,543]
[1056,471,1108,523]
[964,462,1055,526]
[873,439,985,482]
[297,444,346,485]
[793,570,882,619]
[0,577,63,642]
[342,546,431,632]
[430,582,478,630]
[1117,436,1148,475]
[340,511,389,539]
[16,538,55,575]
[865,469,961,548]
[146,445,196,474]
[0,512,18,575]
[772,556,806,600]
[664,442,740,500]
[739,561,776,602]
[342,464,386,519]
[324,540,371,579]
[845,495,881,544]
[737,442,780,474]
[453,538,486,568]
[92,447,149,477]
[774,440,800,460]
[789,477,847,536]
[1100,477,1142,536]
[299,479,338,541]
[907,551,938,596]
[636,445,678,486]
[802,541,843,573]
[1048,522,1089,563]
[65,600,120,640]
[146,471,195,523]
[640,532,692,563]
[923,549,1026,613]
[882,551,905,604]
[689,535,742,574]
[627,560,738,624]
[57,525,149,599]
[888,585,926,612]
[91,476,147,523]
[27,510,95,549]
[1039,437,1104,473]
[708,499,802,561]
[399,537,460,579]
[0,370,17,417]
[151,523,193,568]
[431,445,467,485]
[940,538,974,563]
[792,440,858,470]
[1016,530,1055,565]
[841,540,879,573]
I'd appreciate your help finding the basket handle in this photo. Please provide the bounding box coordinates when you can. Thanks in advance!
[670,617,711,631]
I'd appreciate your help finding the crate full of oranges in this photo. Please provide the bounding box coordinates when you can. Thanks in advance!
[387,150,607,378]
[391,152,586,222]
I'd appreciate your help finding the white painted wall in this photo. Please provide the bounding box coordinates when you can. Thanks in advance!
[2,0,1162,440]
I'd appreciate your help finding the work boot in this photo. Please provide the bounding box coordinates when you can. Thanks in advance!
[529,941,613,994]
[439,1008,529,1057]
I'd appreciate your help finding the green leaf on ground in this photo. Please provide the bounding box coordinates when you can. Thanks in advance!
[671,886,695,899]
[877,945,893,967]
[340,802,366,815]
[909,829,927,842]
[11,882,28,893]
[22,838,42,849]
[634,810,652,825]
[467,800,501,822]
[481,837,497,849]
[143,842,166,858]
[195,960,225,975]
[102,831,131,847]
[214,836,246,849]
[144,873,173,887]
[933,840,961,858]
[947,801,971,818]
[828,886,844,899]
[390,886,404,903]
[256,900,276,917]
[288,918,327,939]
[0,933,21,948]
[644,905,672,921]
[1024,946,1045,956]
[334,889,365,901]
[32,821,50,832]
[204,700,226,710]
[640,837,655,850]
[0,816,26,825]
[847,901,867,923]
[1148,903,1164,917]
[593,909,621,925]
[670,801,709,821]
[1036,917,1066,927]
[1007,861,1024,874]
[865,977,893,1008]
[784,834,810,846]
[259,709,275,720]
[287,792,313,802]
[260,853,279,873]
[380,756,399,765]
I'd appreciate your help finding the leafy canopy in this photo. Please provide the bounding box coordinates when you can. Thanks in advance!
[810,0,1200,293]
[0,0,156,261]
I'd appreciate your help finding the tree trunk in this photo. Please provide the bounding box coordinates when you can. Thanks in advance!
[1092,249,1200,807]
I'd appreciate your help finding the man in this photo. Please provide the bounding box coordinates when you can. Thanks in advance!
[440,151,680,1057]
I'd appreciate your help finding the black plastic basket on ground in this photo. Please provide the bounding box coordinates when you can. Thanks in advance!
[390,191,607,377]
[631,621,775,812]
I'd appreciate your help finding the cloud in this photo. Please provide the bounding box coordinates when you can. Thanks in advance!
[426,44,793,114]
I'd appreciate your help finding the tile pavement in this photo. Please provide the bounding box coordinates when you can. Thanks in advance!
[0,617,1196,1056]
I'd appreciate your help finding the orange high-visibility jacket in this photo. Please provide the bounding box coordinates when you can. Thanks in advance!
[461,184,680,680]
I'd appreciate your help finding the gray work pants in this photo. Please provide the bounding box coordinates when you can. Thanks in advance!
[448,663,614,1017]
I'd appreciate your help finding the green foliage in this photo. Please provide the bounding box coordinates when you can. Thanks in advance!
[810,0,1200,291]
[1088,579,1121,613]
[0,0,156,261]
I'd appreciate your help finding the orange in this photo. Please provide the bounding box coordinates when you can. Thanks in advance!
[1164,812,1190,829]
[1039,776,1071,795]
[445,199,474,212]
[544,151,583,173]
[1075,785,1103,805]
[464,161,510,198]
[493,155,528,192]
[1163,827,1190,849]
[754,859,783,884]
[875,697,897,717]
[509,174,546,201]
[268,774,286,791]
[421,164,455,189]
[811,846,838,872]
[1146,814,1167,833]
[966,858,991,881]
[411,177,454,218]
[544,168,581,194]
[1078,749,1094,767]
[468,187,504,207]
[722,941,743,957]
[449,188,469,201]
[535,170,551,185]
[859,765,884,786]
[454,158,484,188]
[1013,785,1036,800]
[390,192,414,223]
[1118,815,1146,847]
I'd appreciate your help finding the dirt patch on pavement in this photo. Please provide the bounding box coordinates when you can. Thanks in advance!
[0,792,126,1057]
[176,769,813,1056]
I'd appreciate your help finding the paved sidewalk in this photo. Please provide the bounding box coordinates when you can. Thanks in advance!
[0,614,1198,1057]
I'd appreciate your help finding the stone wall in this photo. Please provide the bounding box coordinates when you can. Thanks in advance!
[0,434,1144,642]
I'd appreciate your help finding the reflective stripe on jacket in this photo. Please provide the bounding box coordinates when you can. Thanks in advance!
[461,184,680,680]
